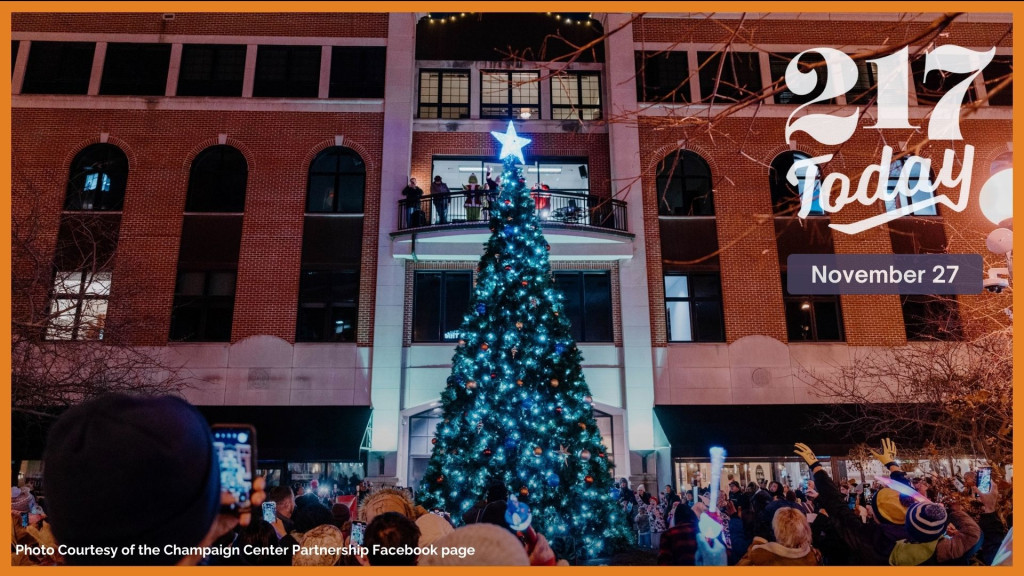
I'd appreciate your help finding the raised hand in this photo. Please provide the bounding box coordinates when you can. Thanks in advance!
[868,438,898,468]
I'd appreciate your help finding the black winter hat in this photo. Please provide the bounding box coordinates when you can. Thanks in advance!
[43,394,220,565]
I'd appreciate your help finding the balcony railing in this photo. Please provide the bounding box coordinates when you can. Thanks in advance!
[397,189,627,232]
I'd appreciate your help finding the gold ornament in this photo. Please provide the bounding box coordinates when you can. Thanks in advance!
[550,378,560,387]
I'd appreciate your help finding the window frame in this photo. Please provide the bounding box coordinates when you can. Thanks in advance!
[21,41,95,95]
[770,151,824,216]
[98,42,172,96]
[46,269,111,341]
[634,50,691,103]
[186,145,248,213]
[480,70,541,120]
[65,144,129,212]
[664,272,726,343]
[782,275,845,342]
[768,52,834,105]
[697,50,763,104]
[412,270,473,343]
[169,270,236,342]
[296,269,359,342]
[306,146,366,214]
[884,157,938,216]
[417,69,471,119]
[176,43,247,97]
[553,270,614,343]
[901,294,962,341]
[252,44,321,98]
[550,71,602,120]
[329,46,387,98]
[656,150,714,216]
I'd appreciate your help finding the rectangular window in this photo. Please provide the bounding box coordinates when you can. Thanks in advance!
[481,71,540,119]
[551,72,601,120]
[177,44,246,97]
[296,269,358,342]
[554,271,613,342]
[664,273,725,342]
[769,52,833,105]
[100,43,172,96]
[847,60,879,105]
[911,56,977,106]
[12,40,19,78]
[884,158,938,216]
[418,70,470,119]
[21,41,95,94]
[46,270,111,341]
[983,55,1012,106]
[902,295,962,341]
[413,271,472,342]
[253,45,320,98]
[170,270,236,342]
[782,275,844,342]
[697,51,762,104]
[329,46,386,98]
[635,51,690,103]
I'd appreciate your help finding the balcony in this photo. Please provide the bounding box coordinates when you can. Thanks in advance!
[391,189,634,262]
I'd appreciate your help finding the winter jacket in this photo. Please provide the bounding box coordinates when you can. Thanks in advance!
[736,536,823,566]
[812,468,908,565]
[657,522,698,566]
[978,511,1008,565]
[889,509,981,566]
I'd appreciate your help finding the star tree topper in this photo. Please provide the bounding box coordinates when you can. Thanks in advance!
[491,120,532,164]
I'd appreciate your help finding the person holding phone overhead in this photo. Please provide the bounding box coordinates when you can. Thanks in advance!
[42,394,266,566]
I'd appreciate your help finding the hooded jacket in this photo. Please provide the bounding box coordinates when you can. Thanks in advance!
[736,536,822,566]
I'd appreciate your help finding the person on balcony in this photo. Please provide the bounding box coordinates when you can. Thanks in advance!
[401,177,424,227]
[465,173,482,221]
[430,176,451,225]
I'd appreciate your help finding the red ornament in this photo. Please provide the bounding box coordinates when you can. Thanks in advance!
[533,446,543,456]
[481,343,489,351]
[521,281,528,286]
[505,265,512,271]
[556,407,563,415]
[598,452,605,458]
[550,378,560,388]
[483,449,492,457]
[520,486,529,497]
[585,475,594,484]
[431,438,438,444]
[516,379,524,386]
[437,475,444,483]
[490,372,497,378]
[467,380,477,389]
[504,200,512,205]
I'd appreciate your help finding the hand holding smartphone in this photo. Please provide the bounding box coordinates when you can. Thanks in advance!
[262,501,277,524]
[350,521,366,545]
[977,467,993,495]
[212,424,257,514]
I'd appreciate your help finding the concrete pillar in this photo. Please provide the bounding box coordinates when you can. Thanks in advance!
[604,13,656,475]
[370,14,417,483]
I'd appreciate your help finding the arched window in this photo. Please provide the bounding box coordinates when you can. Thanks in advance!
[65,144,129,211]
[770,151,823,215]
[885,156,937,216]
[307,147,366,213]
[185,145,248,212]
[656,150,713,216]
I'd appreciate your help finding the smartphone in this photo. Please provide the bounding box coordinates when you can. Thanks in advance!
[212,424,257,512]
[977,467,993,494]
[21,512,29,527]
[848,495,857,510]
[350,521,366,546]
[262,500,277,524]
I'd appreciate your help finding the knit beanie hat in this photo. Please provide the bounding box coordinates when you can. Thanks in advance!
[905,503,948,543]
[418,523,529,566]
[11,487,34,513]
[871,488,909,525]
[43,394,220,565]
[293,524,346,566]
[416,512,455,547]
[359,488,420,523]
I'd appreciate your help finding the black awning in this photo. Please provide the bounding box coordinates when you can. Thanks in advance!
[655,404,892,459]
[13,405,372,463]
[197,406,372,462]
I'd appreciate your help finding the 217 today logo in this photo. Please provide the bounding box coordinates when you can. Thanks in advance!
[783,46,1004,235]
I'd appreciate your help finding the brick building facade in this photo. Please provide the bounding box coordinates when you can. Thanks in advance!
[11,11,1012,491]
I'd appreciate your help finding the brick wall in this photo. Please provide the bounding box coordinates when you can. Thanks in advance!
[638,114,1012,347]
[11,109,384,347]
[633,16,1012,48]
[13,12,389,38]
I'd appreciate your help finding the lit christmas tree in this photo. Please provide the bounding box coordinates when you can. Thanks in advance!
[417,122,631,558]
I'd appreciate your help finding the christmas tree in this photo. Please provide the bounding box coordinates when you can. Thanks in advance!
[417,122,631,558]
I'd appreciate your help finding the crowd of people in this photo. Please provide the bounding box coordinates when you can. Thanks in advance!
[11,393,1014,566]
[611,439,1012,566]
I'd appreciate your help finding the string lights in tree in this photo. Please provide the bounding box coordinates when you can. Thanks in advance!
[417,121,631,559]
